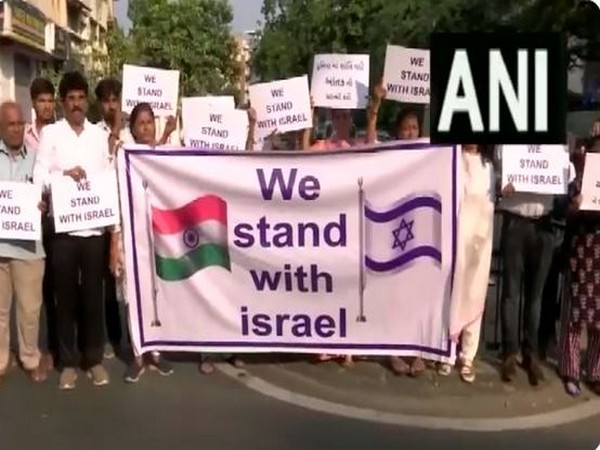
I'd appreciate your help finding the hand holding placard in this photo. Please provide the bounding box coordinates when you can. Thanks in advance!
[63,166,86,182]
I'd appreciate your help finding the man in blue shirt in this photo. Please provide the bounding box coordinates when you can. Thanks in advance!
[0,101,46,383]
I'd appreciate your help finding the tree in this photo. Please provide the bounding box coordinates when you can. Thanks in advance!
[127,0,242,97]
[253,0,600,82]
[104,19,133,79]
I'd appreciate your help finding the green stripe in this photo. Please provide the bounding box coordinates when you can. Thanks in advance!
[155,243,230,281]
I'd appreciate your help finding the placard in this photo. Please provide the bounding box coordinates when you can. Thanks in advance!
[181,96,235,133]
[383,45,430,104]
[122,64,180,116]
[184,107,249,150]
[51,171,121,233]
[580,152,600,210]
[248,75,312,135]
[0,182,41,241]
[501,144,570,194]
[311,54,370,109]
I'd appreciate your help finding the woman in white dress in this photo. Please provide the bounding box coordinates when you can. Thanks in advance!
[438,144,496,383]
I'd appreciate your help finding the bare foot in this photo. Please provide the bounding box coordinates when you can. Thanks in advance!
[198,361,214,375]
[389,356,410,375]
[409,357,426,377]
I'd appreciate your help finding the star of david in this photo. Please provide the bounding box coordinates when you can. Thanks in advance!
[392,218,414,251]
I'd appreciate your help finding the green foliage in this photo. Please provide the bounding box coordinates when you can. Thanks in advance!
[103,19,133,79]
[252,0,600,131]
[127,0,242,97]
[253,0,600,82]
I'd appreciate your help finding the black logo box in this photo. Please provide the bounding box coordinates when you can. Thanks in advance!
[429,32,567,145]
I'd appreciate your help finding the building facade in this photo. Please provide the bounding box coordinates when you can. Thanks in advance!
[0,0,113,122]
[66,0,113,75]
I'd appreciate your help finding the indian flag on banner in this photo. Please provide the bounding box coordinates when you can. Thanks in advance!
[151,194,231,281]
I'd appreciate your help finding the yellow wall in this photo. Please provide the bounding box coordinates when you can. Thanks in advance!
[28,0,68,29]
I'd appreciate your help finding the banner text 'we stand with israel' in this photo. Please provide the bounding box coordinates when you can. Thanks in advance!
[118,142,457,361]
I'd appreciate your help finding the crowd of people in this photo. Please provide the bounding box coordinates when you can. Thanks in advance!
[0,69,596,398]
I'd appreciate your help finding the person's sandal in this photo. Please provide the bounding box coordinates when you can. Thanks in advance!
[437,363,452,377]
[228,356,245,368]
[459,364,476,384]
[28,364,48,383]
[564,379,581,396]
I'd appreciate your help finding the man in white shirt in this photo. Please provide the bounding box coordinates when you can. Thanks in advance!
[496,145,574,386]
[33,71,113,390]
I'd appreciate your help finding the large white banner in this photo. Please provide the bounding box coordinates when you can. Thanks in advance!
[117,142,457,361]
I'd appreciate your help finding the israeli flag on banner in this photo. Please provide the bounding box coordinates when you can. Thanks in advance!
[364,192,442,273]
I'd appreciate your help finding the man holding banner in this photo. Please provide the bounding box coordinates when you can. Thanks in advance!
[0,102,47,383]
[33,72,115,390]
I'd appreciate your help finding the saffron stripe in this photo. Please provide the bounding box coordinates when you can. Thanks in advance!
[152,195,227,235]
[155,243,231,281]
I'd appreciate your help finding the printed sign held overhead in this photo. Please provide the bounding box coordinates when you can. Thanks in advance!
[383,45,430,104]
[311,54,370,109]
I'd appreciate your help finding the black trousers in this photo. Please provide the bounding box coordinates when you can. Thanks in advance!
[539,235,567,357]
[42,215,57,358]
[501,213,555,359]
[104,233,122,348]
[53,234,106,369]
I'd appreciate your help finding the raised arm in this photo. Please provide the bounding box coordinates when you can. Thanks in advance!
[366,81,385,144]
[158,115,177,146]
[302,97,315,150]
[246,107,257,150]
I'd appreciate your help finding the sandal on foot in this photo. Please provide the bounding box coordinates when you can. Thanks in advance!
[228,356,245,368]
[564,379,581,397]
[437,363,452,377]
[459,364,476,384]
[28,364,48,383]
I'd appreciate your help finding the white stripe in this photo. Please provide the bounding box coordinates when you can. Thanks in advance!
[154,219,227,258]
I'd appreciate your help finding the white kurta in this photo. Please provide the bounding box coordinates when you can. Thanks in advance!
[450,152,495,362]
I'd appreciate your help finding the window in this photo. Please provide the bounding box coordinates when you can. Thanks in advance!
[13,54,31,87]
